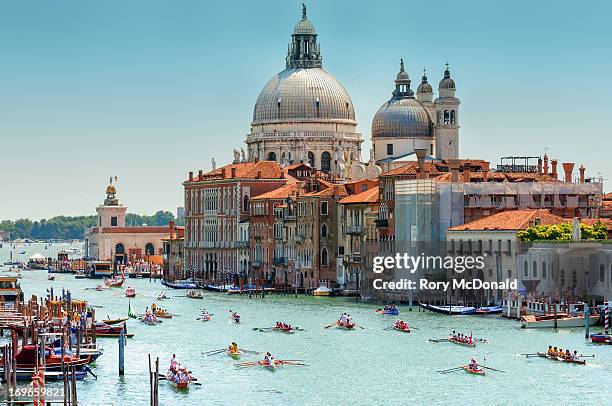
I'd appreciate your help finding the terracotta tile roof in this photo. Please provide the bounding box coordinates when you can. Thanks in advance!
[188,161,284,182]
[448,209,566,231]
[603,201,612,210]
[339,187,379,204]
[380,162,420,177]
[251,182,303,200]
[604,192,612,201]
[302,183,348,198]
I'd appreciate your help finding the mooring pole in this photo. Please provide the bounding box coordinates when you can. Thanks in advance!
[584,304,590,339]
[553,305,558,329]
[118,329,125,375]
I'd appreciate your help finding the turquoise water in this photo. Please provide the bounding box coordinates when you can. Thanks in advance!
[1,243,611,405]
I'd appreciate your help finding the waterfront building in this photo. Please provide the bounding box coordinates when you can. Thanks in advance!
[162,221,185,281]
[84,180,171,265]
[338,186,380,290]
[373,61,460,167]
[182,161,287,283]
[246,5,368,179]
[446,209,567,303]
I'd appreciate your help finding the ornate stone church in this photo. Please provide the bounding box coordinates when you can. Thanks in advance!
[243,5,461,179]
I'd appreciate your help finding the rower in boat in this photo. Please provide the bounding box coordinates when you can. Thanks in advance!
[170,354,178,372]
[572,350,580,361]
[228,342,239,353]
[547,346,555,356]
[231,311,241,323]
[393,319,410,332]
[468,357,478,369]
[263,352,275,366]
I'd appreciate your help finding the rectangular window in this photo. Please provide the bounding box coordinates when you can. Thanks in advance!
[386,144,393,156]
[321,201,328,215]
[111,217,118,227]
[338,246,345,256]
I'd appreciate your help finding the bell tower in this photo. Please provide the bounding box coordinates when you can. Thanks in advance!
[434,64,460,160]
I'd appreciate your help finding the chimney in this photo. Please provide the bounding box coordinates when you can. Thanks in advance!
[198,169,203,180]
[579,165,585,184]
[448,159,460,183]
[415,148,427,179]
[543,154,549,175]
[534,217,541,226]
[462,165,471,182]
[221,168,226,178]
[481,161,490,182]
[231,167,237,178]
[551,160,558,179]
[562,162,574,183]
[422,162,432,179]
[256,170,262,179]
[537,158,542,174]
[169,220,175,239]
[188,171,193,181]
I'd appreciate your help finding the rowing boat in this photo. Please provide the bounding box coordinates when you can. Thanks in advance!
[166,369,192,389]
[590,333,611,344]
[155,309,173,319]
[448,336,476,347]
[419,303,476,315]
[536,352,586,365]
[393,325,410,333]
[102,317,129,325]
[272,326,295,334]
[462,365,485,375]
[376,308,399,316]
[259,360,279,371]
[96,332,134,338]
[227,349,242,360]
[336,320,355,330]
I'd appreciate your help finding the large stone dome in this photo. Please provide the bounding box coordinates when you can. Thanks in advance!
[372,97,432,138]
[252,67,356,125]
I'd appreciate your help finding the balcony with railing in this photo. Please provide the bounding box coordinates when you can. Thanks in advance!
[346,225,365,235]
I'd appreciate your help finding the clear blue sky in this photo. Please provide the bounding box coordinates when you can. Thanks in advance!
[1,0,610,220]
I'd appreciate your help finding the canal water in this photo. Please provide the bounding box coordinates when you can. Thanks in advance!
[1,243,611,405]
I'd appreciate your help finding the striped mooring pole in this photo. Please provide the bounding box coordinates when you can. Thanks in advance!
[605,300,610,335]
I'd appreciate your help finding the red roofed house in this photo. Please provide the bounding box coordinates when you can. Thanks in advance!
[182,161,287,284]
[338,185,379,290]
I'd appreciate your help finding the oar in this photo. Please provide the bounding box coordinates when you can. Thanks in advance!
[324,323,336,329]
[252,327,273,331]
[437,366,463,374]
[482,366,505,373]
[279,361,307,366]
[518,353,539,356]
[475,338,488,343]
[235,361,259,367]
[240,349,261,355]
[355,324,365,329]
[579,354,595,358]
[429,338,449,343]
[201,349,225,355]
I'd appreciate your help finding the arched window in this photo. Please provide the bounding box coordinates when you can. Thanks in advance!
[321,248,328,266]
[450,110,456,124]
[115,243,125,255]
[542,262,547,279]
[599,264,605,282]
[321,151,331,173]
[268,151,277,161]
[444,110,450,125]
[523,261,528,277]
[321,224,328,238]
[532,261,537,278]
[145,243,155,256]
[308,151,315,168]
[572,270,577,287]
[243,195,249,212]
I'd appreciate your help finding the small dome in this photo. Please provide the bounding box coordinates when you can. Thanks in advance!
[294,19,315,35]
[106,185,116,195]
[417,74,432,94]
[439,68,456,90]
[372,98,432,138]
[395,58,410,83]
